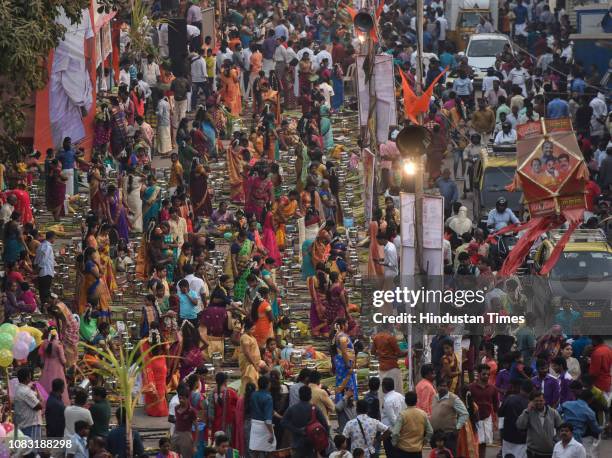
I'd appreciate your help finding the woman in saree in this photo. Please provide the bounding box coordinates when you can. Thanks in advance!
[141,325,169,417]
[239,319,267,394]
[331,63,344,111]
[534,325,564,363]
[368,208,386,278]
[209,201,235,235]
[227,139,246,204]
[441,341,461,394]
[327,271,349,326]
[178,320,204,381]
[140,294,161,339]
[332,318,358,401]
[301,238,316,280]
[457,385,480,458]
[46,159,67,221]
[261,257,280,318]
[2,212,27,264]
[122,167,144,233]
[272,193,299,249]
[110,97,128,156]
[96,224,117,292]
[319,105,334,152]
[261,205,281,267]
[220,62,242,116]
[78,247,112,320]
[142,175,162,230]
[206,372,239,446]
[245,167,273,223]
[230,230,254,302]
[308,264,330,337]
[251,288,274,349]
[49,298,80,369]
[104,184,130,243]
[298,52,313,97]
[88,161,106,221]
[311,225,332,270]
[189,163,213,219]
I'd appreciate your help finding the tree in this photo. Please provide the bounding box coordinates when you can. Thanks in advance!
[0,0,120,163]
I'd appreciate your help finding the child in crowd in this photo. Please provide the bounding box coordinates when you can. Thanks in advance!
[329,434,353,458]
[19,282,38,312]
[429,430,454,458]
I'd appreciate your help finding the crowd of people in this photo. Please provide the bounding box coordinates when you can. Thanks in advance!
[1,0,612,457]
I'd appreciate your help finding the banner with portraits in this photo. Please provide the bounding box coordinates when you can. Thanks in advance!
[515,118,588,217]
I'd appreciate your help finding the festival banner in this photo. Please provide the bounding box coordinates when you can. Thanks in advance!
[514,118,588,217]
[362,148,376,224]
[356,54,398,143]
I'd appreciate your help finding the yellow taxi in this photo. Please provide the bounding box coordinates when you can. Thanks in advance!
[534,229,612,327]
[472,146,521,228]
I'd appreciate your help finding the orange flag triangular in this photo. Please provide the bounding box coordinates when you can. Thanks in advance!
[414,67,448,114]
[398,67,419,124]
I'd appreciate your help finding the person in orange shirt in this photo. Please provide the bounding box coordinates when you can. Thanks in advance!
[247,45,263,100]
[371,325,407,395]
[415,363,437,416]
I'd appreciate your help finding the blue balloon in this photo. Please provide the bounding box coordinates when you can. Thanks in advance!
[28,338,37,353]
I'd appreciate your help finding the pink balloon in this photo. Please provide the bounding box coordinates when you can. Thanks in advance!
[12,341,29,360]
[2,423,13,434]
[15,331,31,342]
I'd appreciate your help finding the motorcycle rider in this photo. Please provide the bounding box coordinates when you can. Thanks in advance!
[487,197,520,232]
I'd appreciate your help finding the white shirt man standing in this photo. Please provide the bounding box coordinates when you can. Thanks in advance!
[33,231,56,305]
[377,233,399,279]
[381,377,407,427]
[552,423,586,458]
[141,54,160,88]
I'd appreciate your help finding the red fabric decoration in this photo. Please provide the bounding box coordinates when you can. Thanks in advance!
[539,221,579,275]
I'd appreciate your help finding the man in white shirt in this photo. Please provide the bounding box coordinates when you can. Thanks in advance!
[377,233,399,279]
[494,122,517,145]
[589,93,608,140]
[183,263,208,306]
[168,391,180,435]
[273,36,289,86]
[64,388,93,437]
[381,377,407,427]
[552,423,586,458]
[505,62,530,97]
[318,78,334,108]
[119,64,131,87]
[33,231,56,305]
[482,69,500,95]
[190,48,207,109]
[141,54,160,87]
[435,9,448,49]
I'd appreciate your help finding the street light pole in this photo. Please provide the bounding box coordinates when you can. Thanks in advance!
[403,0,426,391]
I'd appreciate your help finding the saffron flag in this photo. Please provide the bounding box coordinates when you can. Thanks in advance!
[398,68,418,124]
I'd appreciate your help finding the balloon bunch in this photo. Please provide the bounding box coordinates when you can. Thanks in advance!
[0,323,37,367]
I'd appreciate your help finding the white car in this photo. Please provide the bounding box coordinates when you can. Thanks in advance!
[461,33,513,86]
